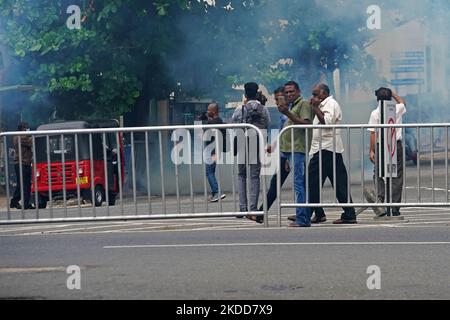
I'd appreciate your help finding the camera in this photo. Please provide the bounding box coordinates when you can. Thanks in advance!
[199,112,208,121]
[375,87,392,101]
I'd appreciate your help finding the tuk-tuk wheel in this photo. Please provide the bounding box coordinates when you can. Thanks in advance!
[83,186,104,207]
[94,185,105,207]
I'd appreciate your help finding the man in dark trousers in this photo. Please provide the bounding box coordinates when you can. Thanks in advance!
[10,121,35,210]
[308,84,356,224]
[368,88,407,217]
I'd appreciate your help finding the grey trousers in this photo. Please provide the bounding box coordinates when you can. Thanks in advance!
[373,141,403,212]
[238,163,261,211]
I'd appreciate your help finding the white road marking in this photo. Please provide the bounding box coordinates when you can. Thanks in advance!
[390,220,450,225]
[405,186,450,192]
[104,241,450,249]
[401,207,450,211]
[0,221,163,234]
[0,266,67,274]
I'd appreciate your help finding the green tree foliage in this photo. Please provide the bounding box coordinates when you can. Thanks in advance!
[0,0,190,120]
[0,0,381,122]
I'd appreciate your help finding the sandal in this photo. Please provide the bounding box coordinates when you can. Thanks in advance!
[245,214,264,224]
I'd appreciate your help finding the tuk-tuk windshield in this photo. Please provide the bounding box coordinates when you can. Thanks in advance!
[35,134,103,163]
[35,135,75,163]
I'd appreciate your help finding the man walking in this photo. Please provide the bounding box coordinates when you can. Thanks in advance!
[277,81,313,227]
[308,84,356,224]
[256,87,290,217]
[204,103,227,202]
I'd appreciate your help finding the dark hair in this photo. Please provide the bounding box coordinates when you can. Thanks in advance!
[375,87,392,101]
[17,122,28,131]
[318,83,330,95]
[284,81,300,91]
[273,86,284,95]
[256,91,268,106]
[244,82,259,99]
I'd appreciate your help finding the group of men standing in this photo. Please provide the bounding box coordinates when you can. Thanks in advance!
[202,81,406,227]
[9,82,406,222]
[267,81,357,226]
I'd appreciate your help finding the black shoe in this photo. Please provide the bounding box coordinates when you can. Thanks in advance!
[333,218,357,224]
[245,214,264,224]
[25,204,35,210]
[392,211,401,217]
[9,202,21,210]
[378,209,391,217]
[311,215,327,223]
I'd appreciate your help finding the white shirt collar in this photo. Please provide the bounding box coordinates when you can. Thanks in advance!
[320,95,333,108]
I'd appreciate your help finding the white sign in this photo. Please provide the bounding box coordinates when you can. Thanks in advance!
[366,265,381,290]
[66,265,81,290]
[378,101,397,178]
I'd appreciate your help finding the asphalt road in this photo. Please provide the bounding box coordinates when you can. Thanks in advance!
[0,163,449,300]
[0,216,449,300]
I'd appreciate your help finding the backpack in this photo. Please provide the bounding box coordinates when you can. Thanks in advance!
[242,101,267,129]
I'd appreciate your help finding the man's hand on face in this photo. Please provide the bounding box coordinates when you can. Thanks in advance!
[277,103,289,114]
[312,104,322,116]
[310,96,321,108]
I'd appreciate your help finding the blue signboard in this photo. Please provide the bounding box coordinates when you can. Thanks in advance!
[391,51,424,59]
[391,79,425,86]
[391,66,425,73]
[390,59,425,66]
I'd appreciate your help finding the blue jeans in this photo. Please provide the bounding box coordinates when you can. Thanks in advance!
[258,156,289,211]
[284,152,311,226]
[206,162,218,196]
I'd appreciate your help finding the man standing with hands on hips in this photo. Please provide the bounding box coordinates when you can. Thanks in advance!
[308,83,357,224]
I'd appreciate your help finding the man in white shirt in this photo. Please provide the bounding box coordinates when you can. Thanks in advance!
[368,88,406,217]
[308,83,357,224]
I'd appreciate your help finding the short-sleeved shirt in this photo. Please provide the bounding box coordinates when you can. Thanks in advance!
[367,103,406,141]
[279,97,313,153]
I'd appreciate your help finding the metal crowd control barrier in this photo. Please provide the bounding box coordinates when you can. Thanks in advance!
[276,123,450,227]
[0,124,268,225]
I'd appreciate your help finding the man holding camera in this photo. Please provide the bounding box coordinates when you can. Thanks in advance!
[368,88,406,217]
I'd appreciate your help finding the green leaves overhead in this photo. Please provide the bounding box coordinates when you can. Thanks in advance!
[0,0,391,122]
